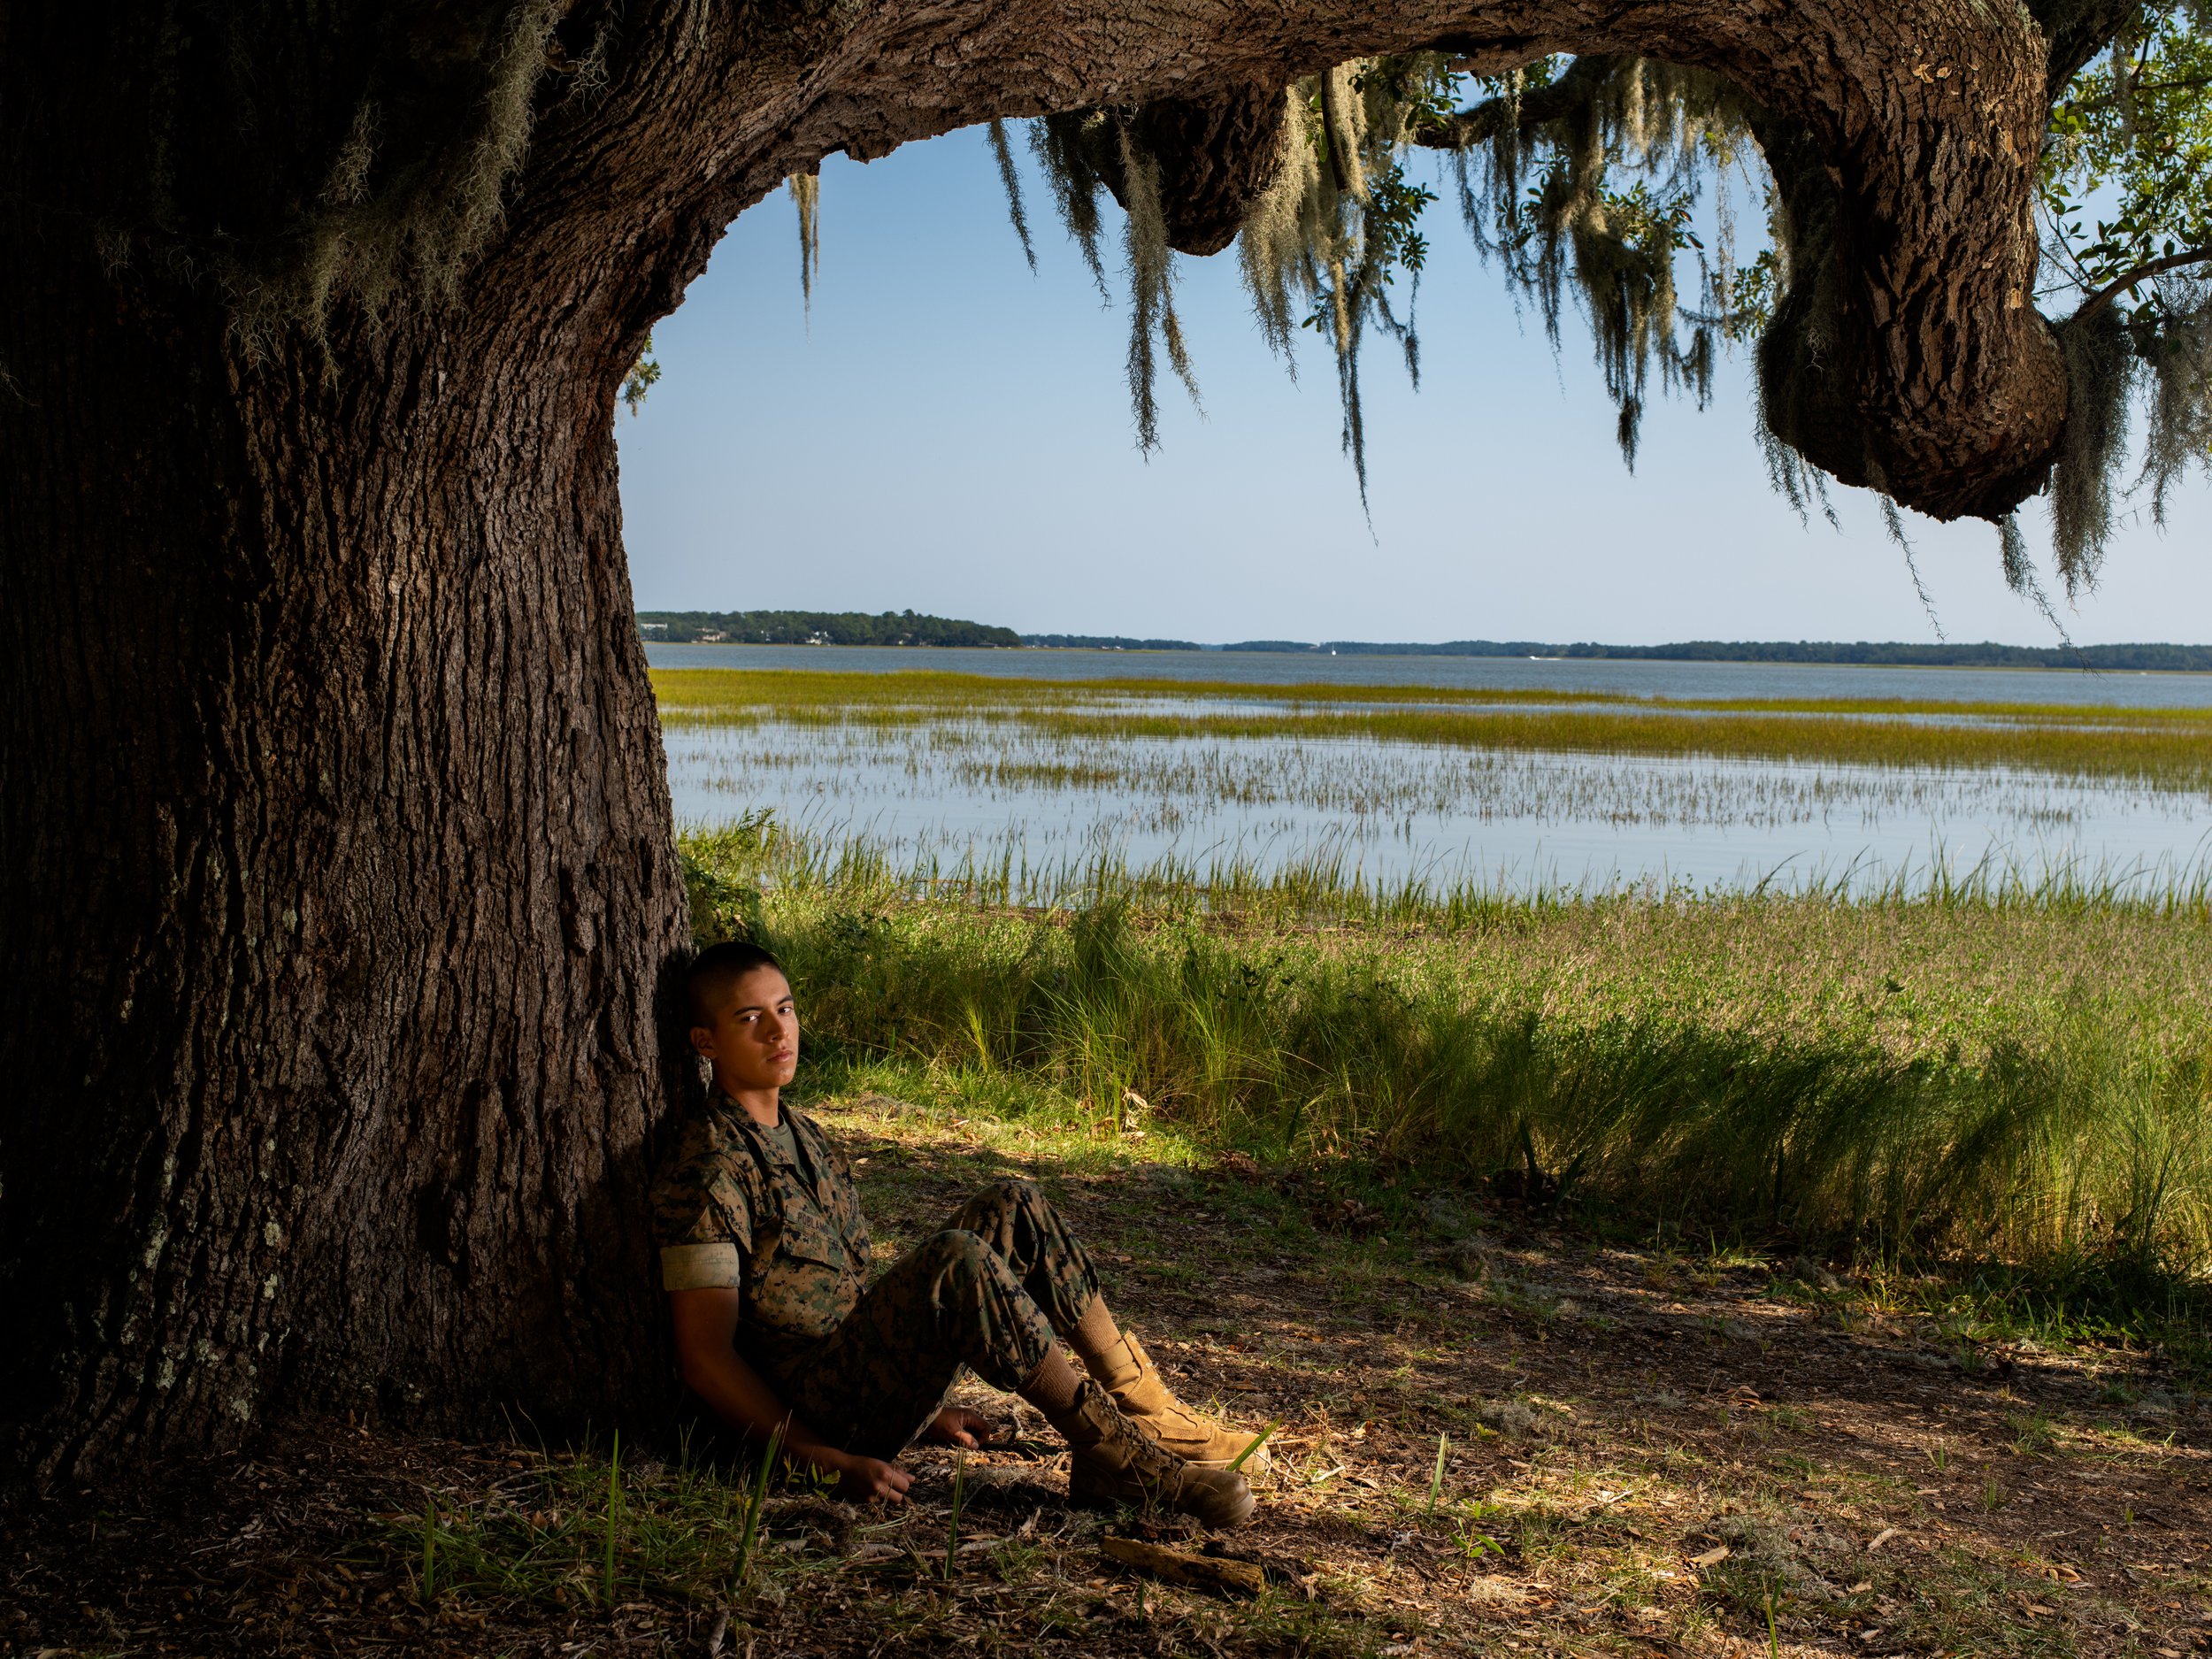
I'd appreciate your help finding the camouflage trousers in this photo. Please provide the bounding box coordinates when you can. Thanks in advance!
[775,1178,1101,1459]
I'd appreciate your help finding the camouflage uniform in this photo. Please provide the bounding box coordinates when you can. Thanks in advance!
[651,1092,1101,1458]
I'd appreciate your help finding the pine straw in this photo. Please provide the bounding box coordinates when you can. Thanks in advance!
[6,1103,2208,1657]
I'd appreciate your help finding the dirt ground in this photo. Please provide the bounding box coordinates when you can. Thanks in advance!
[6,1095,2208,1657]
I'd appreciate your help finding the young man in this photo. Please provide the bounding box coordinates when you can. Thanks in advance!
[651,940,1263,1528]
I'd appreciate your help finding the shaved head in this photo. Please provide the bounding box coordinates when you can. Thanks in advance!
[685,941,787,1026]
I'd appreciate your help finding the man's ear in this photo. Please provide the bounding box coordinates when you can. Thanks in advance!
[688,1024,716,1060]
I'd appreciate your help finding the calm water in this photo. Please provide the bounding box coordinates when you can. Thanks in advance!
[645,643,2212,710]
[664,747,2210,903]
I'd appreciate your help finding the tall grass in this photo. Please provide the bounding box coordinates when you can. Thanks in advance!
[685,814,2212,929]
[684,824,2212,1318]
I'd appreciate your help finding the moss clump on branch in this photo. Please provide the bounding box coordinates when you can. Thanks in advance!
[1116,123,1202,450]
[1022,56,1751,506]
[1027,64,1445,499]
[990,25,2211,600]
[101,0,628,358]
[1432,56,1744,467]
[250,0,587,353]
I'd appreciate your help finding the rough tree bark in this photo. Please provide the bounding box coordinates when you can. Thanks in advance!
[0,158,694,1478]
[1,0,2100,1477]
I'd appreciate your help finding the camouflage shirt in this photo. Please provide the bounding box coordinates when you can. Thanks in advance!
[649,1093,873,1388]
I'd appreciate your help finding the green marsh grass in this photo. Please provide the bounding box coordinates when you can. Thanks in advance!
[653,666,2212,791]
[684,821,2212,1341]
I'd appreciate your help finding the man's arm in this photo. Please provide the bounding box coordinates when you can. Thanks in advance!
[667,1288,913,1502]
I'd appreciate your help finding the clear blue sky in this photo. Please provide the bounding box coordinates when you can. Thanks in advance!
[616,124,2210,647]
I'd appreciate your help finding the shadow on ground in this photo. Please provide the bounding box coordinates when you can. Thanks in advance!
[5,1094,2208,1657]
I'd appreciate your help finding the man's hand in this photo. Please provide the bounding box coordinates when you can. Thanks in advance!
[833,1454,913,1503]
[922,1407,1003,1449]
[668,1288,886,1502]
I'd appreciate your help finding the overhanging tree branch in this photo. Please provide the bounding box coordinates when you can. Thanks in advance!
[2072,243,2212,319]
[1409,56,1617,151]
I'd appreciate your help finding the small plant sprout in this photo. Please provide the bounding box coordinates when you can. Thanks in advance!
[945,1448,967,1581]
[1764,1586,1781,1656]
[603,1429,621,1606]
[420,1493,437,1604]
[1226,1420,1279,1476]
[1453,1504,1505,1562]
[733,1421,786,1594]
[1427,1432,1448,1515]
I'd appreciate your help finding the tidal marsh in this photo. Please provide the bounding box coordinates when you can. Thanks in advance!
[652,665,2212,790]
[657,666,2212,897]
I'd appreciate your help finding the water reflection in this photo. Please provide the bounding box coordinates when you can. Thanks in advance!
[666,713,2212,897]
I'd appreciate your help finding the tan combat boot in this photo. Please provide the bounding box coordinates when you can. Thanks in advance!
[1059,1380,1255,1530]
[1091,1329,1272,1474]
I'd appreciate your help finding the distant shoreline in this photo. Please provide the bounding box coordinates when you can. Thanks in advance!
[645,629,2212,674]
[1018,636,2212,672]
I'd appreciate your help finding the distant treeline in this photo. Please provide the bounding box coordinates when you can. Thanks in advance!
[1024,633,1203,651]
[1214,640,2212,671]
[641,610,1021,647]
[1020,636,2212,671]
[645,616,2212,670]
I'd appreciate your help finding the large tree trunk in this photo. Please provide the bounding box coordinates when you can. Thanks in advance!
[0,205,689,1478]
[2,0,2100,1478]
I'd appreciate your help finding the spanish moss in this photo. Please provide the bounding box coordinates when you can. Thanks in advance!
[2136,280,2212,526]
[1029,115,1111,298]
[790,173,820,309]
[987,120,1036,272]
[1878,496,1946,640]
[2050,305,2132,595]
[992,35,2208,595]
[238,0,590,356]
[1118,122,1202,451]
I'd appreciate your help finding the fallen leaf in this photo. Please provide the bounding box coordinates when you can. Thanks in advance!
[1867,1528,1900,1552]
[1691,1546,1731,1568]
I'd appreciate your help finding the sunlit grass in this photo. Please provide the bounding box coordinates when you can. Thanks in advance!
[684,817,2212,1341]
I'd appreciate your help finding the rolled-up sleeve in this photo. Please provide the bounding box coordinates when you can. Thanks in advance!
[650,1135,755,1292]
[660,1240,743,1290]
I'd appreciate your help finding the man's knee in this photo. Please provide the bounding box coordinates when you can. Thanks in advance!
[918,1227,995,1275]
[917,1228,1030,1323]
[970,1177,1048,1224]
